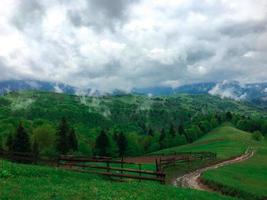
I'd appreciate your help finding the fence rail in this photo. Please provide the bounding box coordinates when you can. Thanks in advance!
[157,152,217,170]
[0,150,166,184]
[58,156,166,184]
[0,150,217,184]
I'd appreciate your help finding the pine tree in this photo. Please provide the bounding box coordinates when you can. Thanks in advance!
[117,132,127,157]
[68,128,78,151]
[178,124,185,136]
[159,128,166,149]
[148,128,154,136]
[13,123,31,153]
[169,124,176,137]
[56,117,69,154]
[95,130,110,156]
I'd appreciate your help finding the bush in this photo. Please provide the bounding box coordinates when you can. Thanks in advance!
[252,131,264,141]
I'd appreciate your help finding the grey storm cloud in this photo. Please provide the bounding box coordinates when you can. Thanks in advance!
[0,0,266,92]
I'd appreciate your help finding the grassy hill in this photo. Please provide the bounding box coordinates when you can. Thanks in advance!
[202,140,267,199]
[0,159,234,200]
[153,125,267,200]
[151,125,253,159]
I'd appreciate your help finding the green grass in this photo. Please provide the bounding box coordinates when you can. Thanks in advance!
[0,160,235,200]
[152,125,253,160]
[153,124,267,200]
[202,140,267,200]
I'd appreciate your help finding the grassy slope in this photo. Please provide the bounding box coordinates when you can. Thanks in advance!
[152,125,252,160]
[202,140,267,200]
[0,160,234,200]
[152,125,267,199]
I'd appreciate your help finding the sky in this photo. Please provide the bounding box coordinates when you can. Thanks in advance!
[0,0,266,92]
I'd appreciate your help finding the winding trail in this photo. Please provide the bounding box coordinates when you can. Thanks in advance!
[174,150,255,191]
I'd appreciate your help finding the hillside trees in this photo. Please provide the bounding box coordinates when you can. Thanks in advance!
[159,128,166,149]
[13,123,31,153]
[68,128,78,151]
[56,117,78,154]
[95,129,110,156]
[116,132,128,157]
[33,124,56,154]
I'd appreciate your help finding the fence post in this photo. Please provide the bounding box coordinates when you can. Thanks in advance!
[138,163,141,182]
[107,161,110,172]
[120,157,123,181]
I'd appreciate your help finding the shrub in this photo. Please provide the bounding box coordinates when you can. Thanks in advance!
[252,131,264,141]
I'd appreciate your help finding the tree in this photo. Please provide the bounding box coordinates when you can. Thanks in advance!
[178,124,185,136]
[159,129,166,149]
[261,121,267,136]
[252,131,264,141]
[56,117,69,154]
[13,123,31,153]
[178,124,191,143]
[95,130,110,156]
[117,132,127,157]
[169,124,176,137]
[68,128,78,151]
[148,128,154,136]
[33,124,56,153]
[226,111,233,121]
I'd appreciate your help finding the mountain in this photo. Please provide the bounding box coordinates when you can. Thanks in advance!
[134,81,267,108]
[1,80,267,108]
[0,80,76,95]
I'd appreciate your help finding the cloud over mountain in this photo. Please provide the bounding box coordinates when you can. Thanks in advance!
[0,0,266,92]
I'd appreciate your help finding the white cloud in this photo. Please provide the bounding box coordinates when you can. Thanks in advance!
[0,0,266,91]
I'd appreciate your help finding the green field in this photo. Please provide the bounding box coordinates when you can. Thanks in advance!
[153,125,267,200]
[202,140,267,200]
[0,160,234,200]
[152,125,253,160]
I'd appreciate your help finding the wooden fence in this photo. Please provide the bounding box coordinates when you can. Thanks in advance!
[0,150,165,184]
[0,150,216,184]
[156,152,217,170]
[58,155,166,184]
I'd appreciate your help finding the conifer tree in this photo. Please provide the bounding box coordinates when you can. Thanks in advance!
[148,128,154,136]
[117,132,127,157]
[95,129,110,156]
[68,128,78,151]
[178,124,185,136]
[159,128,166,149]
[13,123,31,153]
[56,117,69,154]
[169,124,176,137]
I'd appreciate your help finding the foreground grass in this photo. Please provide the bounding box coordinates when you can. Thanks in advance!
[202,140,267,200]
[152,125,252,160]
[0,160,235,200]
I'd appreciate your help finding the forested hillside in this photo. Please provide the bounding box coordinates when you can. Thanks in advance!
[0,91,266,157]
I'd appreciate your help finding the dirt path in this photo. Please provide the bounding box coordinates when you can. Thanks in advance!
[174,150,254,191]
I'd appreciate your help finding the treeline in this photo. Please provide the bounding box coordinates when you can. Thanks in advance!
[3,117,78,156]
[1,112,266,158]
[230,112,267,140]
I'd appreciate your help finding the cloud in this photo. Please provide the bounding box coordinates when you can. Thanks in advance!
[208,80,247,101]
[0,0,266,92]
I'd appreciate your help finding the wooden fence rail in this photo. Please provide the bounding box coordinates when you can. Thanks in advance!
[0,150,166,184]
[58,156,165,184]
[0,150,216,184]
[157,152,217,170]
